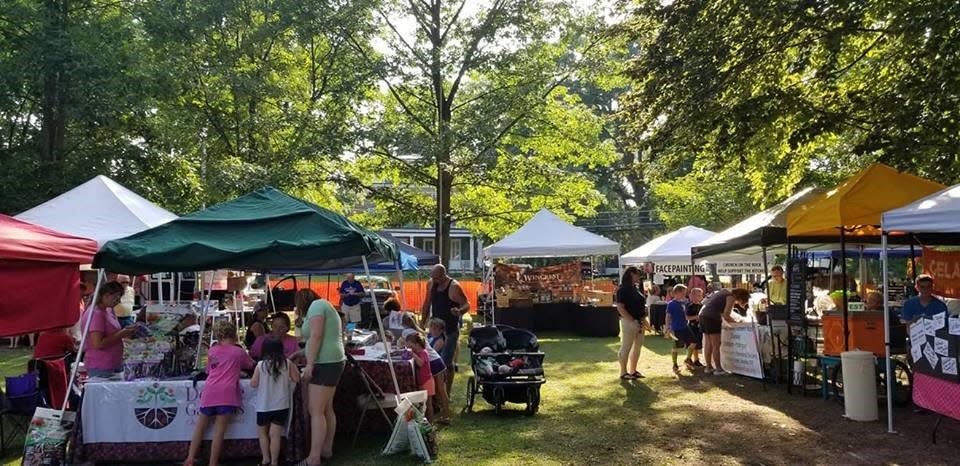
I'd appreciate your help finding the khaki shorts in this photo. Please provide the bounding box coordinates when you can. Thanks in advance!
[342,303,362,323]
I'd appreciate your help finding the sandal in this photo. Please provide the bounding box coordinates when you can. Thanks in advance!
[620,373,637,380]
[630,372,645,379]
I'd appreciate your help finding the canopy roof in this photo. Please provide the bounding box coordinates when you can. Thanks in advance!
[622,226,716,266]
[378,231,439,267]
[93,187,398,274]
[483,209,620,259]
[0,214,98,263]
[692,187,822,260]
[786,164,945,237]
[16,175,177,246]
[883,184,960,235]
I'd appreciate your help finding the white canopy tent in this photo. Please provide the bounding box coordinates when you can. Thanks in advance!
[482,209,620,259]
[622,226,765,275]
[16,175,177,246]
[879,183,960,434]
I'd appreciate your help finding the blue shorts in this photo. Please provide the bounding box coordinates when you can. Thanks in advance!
[199,405,239,417]
[440,328,459,367]
[118,316,136,328]
[87,368,120,378]
[429,358,446,376]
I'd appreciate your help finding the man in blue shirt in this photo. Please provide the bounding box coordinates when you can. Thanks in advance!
[339,273,365,324]
[665,284,700,374]
[900,274,948,323]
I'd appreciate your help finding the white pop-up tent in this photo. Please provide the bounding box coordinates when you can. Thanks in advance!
[623,226,765,275]
[879,183,960,434]
[16,175,177,245]
[622,226,714,267]
[482,209,620,259]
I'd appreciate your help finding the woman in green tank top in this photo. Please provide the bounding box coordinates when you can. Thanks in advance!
[297,293,345,465]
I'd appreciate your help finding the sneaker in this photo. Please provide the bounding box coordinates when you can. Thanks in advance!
[713,370,732,376]
[672,364,680,374]
[693,361,705,368]
[684,359,695,370]
[704,368,714,374]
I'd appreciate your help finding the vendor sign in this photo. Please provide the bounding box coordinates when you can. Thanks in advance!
[652,261,765,276]
[720,322,764,379]
[81,380,258,444]
[922,247,960,298]
[494,261,582,291]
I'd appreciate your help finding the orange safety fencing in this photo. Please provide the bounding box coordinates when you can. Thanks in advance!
[273,278,484,313]
[271,278,616,313]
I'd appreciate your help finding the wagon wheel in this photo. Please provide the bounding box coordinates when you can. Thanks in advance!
[879,359,913,407]
[524,386,540,416]
[463,377,476,414]
[493,386,504,416]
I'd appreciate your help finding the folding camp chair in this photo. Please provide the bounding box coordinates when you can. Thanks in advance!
[1,372,45,452]
[348,354,427,447]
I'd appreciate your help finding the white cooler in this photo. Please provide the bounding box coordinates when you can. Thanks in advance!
[841,350,878,421]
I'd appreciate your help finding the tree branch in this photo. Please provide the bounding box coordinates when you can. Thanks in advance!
[344,33,437,137]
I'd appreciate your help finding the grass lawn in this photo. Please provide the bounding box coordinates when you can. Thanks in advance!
[2,335,959,465]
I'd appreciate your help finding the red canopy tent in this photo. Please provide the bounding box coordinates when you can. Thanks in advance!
[0,214,98,337]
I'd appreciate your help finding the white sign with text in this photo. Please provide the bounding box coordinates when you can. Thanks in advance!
[720,322,764,379]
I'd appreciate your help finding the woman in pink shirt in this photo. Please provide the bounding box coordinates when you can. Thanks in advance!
[248,313,300,361]
[186,321,255,466]
[82,281,136,377]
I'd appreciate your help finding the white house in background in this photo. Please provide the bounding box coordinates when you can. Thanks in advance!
[381,227,480,272]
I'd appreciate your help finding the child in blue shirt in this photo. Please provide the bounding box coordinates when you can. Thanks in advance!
[665,284,700,373]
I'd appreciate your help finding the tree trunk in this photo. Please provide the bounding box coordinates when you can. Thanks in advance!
[429,0,454,268]
[39,0,68,163]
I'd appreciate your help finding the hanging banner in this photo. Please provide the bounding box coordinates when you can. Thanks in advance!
[81,380,258,444]
[720,322,764,379]
[923,247,960,299]
[493,261,582,291]
[652,261,765,276]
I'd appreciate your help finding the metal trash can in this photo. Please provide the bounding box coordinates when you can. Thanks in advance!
[841,350,878,421]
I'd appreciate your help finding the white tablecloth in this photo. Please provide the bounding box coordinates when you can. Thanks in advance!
[81,379,259,444]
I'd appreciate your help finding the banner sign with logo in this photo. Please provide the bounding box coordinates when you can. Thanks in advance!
[493,261,582,291]
[720,322,764,379]
[81,380,259,443]
[923,247,960,299]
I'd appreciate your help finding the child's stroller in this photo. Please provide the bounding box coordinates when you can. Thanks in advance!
[464,325,545,415]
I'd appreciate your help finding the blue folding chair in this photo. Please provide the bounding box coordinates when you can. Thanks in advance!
[1,372,45,452]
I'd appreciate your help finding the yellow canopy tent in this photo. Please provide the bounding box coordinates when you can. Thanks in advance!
[784,163,945,353]
[786,163,945,237]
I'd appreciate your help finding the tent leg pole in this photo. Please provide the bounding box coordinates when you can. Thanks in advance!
[266,273,276,313]
[363,256,402,398]
[909,243,918,282]
[841,229,849,352]
[882,231,895,433]
[396,259,406,310]
[62,269,105,419]
[198,271,215,367]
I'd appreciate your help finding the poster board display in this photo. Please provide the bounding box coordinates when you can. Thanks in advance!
[910,313,960,383]
[720,322,764,379]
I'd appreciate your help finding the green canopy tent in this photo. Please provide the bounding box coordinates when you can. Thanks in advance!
[94,187,397,274]
[83,187,405,404]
